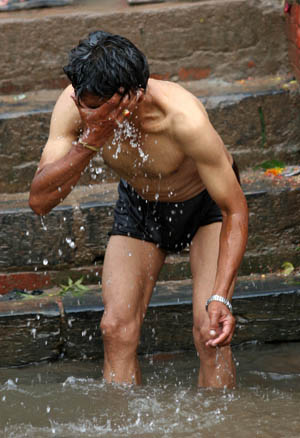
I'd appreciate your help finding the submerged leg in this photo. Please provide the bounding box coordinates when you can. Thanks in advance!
[100,235,166,384]
[190,222,236,388]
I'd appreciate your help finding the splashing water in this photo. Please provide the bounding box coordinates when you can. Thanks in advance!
[65,237,76,249]
[40,216,47,231]
[1,344,300,437]
[111,120,149,162]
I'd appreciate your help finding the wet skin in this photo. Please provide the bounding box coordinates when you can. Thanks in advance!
[29,78,248,387]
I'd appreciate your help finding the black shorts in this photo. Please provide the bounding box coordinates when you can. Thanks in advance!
[110,162,240,252]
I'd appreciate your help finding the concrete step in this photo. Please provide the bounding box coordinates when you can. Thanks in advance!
[0,171,299,293]
[0,272,299,367]
[0,0,287,94]
[1,75,299,193]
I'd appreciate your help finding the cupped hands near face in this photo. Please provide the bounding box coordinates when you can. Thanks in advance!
[72,89,144,148]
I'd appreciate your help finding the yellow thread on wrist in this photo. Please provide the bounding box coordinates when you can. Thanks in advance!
[78,138,99,152]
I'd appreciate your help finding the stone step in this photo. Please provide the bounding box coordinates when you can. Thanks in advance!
[0,172,299,293]
[1,75,299,193]
[0,0,287,95]
[0,273,299,367]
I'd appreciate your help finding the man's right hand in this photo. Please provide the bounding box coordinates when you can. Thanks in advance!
[72,89,144,149]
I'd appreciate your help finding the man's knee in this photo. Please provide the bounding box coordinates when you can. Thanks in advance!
[100,312,141,348]
[193,320,217,361]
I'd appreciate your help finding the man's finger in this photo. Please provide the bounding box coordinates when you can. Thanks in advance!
[206,319,233,347]
[105,92,123,108]
[208,331,229,347]
[209,310,221,331]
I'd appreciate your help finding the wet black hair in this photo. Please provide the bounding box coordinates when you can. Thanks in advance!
[63,30,149,100]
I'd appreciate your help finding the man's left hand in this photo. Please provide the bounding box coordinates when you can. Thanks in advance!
[205,301,235,347]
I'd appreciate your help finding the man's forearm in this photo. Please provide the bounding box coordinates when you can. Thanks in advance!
[29,142,96,215]
[213,209,248,298]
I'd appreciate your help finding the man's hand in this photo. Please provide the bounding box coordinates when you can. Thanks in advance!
[206,301,235,348]
[72,89,144,148]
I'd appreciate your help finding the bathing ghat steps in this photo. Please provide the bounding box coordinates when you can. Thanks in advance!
[0,0,300,365]
[0,0,299,290]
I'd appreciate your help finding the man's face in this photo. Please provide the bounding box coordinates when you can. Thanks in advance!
[78,91,109,109]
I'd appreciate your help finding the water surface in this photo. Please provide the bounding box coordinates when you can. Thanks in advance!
[1,342,300,437]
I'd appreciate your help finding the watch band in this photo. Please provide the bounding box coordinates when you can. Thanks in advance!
[205,295,233,313]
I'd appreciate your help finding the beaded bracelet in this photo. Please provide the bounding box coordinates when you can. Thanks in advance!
[78,138,99,152]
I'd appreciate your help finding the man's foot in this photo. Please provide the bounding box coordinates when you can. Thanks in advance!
[0,0,73,11]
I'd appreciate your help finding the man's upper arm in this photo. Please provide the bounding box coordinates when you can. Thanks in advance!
[175,108,245,214]
[38,86,81,171]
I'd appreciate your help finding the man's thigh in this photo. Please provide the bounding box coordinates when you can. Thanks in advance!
[102,235,166,322]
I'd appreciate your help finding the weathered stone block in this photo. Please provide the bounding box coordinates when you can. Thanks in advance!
[76,202,115,263]
[234,291,300,343]
[205,89,300,169]
[0,277,299,366]
[0,299,61,367]
[61,291,104,360]
[243,186,300,273]
[0,205,75,268]
[0,0,289,94]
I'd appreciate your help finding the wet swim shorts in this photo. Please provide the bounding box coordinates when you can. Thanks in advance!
[110,162,240,252]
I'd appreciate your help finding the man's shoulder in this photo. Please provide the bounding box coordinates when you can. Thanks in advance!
[49,84,81,138]
[54,84,75,109]
[166,87,208,137]
[52,85,80,124]
[157,81,207,121]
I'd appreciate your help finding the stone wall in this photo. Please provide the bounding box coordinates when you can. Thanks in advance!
[0,0,289,94]
[285,1,300,81]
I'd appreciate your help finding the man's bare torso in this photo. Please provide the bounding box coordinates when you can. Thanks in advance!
[80,79,230,202]
[101,121,204,202]
[45,79,232,204]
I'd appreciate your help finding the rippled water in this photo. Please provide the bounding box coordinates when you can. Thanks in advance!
[1,342,300,437]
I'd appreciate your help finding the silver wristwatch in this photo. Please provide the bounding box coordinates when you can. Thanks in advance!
[205,294,233,313]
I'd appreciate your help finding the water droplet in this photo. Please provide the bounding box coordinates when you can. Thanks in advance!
[40,217,47,231]
[66,237,76,249]
[128,252,132,257]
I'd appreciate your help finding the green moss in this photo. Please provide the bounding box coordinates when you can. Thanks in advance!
[59,277,89,297]
[254,159,286,170]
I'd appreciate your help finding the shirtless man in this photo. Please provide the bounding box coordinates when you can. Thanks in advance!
[29,31,248,388]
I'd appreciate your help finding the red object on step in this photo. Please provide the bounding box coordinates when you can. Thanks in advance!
[285,3,300,82]
[284,1,292,14]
